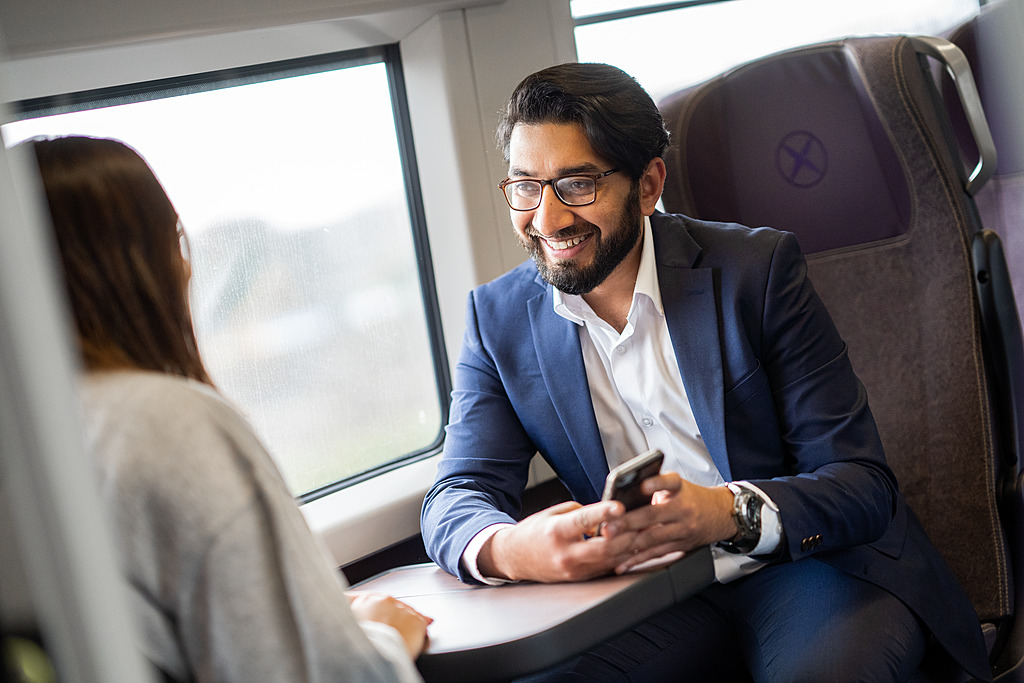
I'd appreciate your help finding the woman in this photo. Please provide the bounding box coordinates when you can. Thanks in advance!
[29,135,430,682]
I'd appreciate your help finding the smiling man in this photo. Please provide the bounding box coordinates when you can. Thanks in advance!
[420,63,990,681]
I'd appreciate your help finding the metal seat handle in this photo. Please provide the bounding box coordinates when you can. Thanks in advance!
[911,35,997,195]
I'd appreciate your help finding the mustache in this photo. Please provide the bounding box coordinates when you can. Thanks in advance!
[525,219,598,241]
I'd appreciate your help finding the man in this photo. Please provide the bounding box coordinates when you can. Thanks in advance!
[421,62,990,680]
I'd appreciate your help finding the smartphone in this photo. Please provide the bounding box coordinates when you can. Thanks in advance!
[601,448,664,511]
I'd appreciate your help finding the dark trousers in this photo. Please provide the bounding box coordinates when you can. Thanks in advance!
[516,558,929,682]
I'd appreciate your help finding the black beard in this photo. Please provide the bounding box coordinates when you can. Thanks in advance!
[520,183,642,295]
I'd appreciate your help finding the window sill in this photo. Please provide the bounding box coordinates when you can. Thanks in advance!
[301,454,440,567]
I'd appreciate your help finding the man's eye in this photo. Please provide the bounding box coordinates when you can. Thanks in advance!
[560,178,593,195]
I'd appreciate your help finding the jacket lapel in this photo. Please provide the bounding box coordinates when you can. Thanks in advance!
[527,276,609,499]
[651,216,732,480]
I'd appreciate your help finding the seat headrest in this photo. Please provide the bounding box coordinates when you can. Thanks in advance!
[660,40,912,254]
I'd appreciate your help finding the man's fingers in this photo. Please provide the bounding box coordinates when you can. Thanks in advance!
[573,505,599,534]
[616,541,686,574]
[642,472,683,495]
[546,500,583,516]
[602,500,667,536]
[572,500,624,534]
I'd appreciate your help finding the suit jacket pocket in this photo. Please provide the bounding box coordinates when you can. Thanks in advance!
[720,360,785,479]
[724,360,768,415]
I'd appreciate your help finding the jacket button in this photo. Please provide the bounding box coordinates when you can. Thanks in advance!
[801,535,824,552]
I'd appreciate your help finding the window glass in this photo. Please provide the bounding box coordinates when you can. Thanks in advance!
[2,53,446,498]
[572,0,980,102]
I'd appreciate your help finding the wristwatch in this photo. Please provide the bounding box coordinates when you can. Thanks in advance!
[718,482,763,554]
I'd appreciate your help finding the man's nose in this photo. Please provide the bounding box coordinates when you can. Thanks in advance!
[531,184,575,238]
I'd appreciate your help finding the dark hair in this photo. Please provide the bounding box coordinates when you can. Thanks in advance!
[496,62,670,180]
[29,136,212,384]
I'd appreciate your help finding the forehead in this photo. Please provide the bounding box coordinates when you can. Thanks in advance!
[507,122,609,177]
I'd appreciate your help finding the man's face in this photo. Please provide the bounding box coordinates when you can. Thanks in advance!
[506,122,643,295]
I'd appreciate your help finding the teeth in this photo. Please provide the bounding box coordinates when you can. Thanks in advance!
[546,234,586,250]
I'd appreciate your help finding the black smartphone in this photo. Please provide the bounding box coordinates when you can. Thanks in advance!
[601,448,664,511]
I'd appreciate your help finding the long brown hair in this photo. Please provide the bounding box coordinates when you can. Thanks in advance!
[30,136,212,384]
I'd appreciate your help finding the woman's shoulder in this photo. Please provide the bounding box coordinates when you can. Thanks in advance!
[80,370,282,520]
[82,370,260,447]
[82,369,232,417]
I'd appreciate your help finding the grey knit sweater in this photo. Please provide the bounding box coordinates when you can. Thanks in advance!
[80,370,421,682]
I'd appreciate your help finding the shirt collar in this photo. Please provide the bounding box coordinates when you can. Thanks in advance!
[553,215,661,325]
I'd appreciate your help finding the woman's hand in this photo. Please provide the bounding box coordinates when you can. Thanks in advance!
[347,592,433,658]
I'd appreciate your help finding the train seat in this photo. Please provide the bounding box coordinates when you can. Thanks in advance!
[658,35,1024,680]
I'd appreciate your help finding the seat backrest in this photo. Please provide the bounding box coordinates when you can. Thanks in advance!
[659,35,1014,626]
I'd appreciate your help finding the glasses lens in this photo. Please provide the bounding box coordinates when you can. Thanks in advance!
[554,176,597,206]
[177,222,191,263]
[505,180,542,210]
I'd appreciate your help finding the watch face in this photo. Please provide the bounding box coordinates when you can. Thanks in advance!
[721,485,763,553]
[741,493,762,534]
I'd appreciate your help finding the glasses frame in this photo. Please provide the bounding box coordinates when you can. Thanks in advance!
[498,168,619,211]
[176,220,191,264]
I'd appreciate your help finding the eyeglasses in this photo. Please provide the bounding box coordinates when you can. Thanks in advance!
[177,220,191,264]
[498,169,619,211]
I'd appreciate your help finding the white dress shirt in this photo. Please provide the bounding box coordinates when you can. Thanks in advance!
[464,217,783,584]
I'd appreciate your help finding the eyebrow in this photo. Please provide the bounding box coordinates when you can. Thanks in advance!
[507,162,605,179]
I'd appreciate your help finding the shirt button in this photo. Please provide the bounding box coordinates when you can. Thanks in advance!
[641,416,654,427]
[615,345,627,354]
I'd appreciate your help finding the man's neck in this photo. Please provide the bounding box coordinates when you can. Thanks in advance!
[581,238,643,334]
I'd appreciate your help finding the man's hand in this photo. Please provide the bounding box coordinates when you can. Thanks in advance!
[601,473,737,574]
[477,500,637,583]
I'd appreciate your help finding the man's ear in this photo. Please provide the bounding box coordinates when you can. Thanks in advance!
[639,157,667,216]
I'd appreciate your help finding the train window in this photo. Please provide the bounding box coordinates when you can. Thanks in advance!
[572,0,980,101]
[1,46,449,500]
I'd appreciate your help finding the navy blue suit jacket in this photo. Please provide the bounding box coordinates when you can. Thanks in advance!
[421,212,990,679]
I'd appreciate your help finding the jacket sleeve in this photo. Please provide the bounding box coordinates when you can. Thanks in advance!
[420,289,539,581]
[727,230,900,561]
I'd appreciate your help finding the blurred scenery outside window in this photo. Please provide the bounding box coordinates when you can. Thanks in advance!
[2,54,445,497]
[572,0,980,103]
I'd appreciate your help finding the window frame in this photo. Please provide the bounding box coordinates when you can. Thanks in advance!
[7,43,453,503]
[572,0,725,25]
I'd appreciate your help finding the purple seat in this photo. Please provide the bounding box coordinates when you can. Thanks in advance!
[659,35,1024,679]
